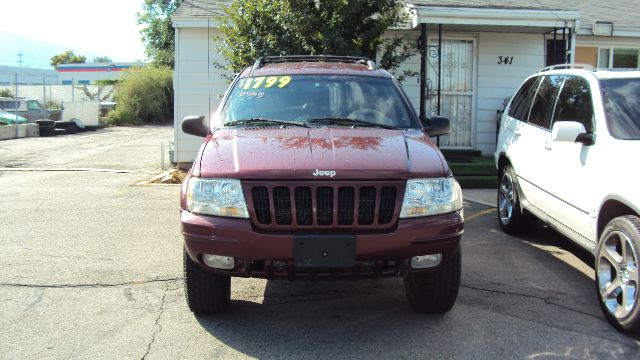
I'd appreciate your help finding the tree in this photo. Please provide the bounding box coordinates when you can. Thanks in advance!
[107,66,174,125]
[50,50,87,69]
[216,0,416,81]
[138,0,181,68]
[92,56,113,63]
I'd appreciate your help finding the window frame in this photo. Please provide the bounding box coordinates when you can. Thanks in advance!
[597,46,640,69]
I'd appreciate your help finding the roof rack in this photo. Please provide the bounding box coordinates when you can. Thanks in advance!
[250,55,376,75]
[539,63,595,72]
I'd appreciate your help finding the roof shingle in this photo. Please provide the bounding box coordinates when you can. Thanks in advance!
[173,1,640,31]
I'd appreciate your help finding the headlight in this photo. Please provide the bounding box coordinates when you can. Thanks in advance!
[186,177,249,218]
[400,177,462,218]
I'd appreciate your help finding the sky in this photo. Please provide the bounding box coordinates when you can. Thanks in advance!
[0,0,147,69]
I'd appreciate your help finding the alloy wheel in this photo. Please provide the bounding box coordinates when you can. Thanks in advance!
[597,230,639,320]
[498,172,515,225]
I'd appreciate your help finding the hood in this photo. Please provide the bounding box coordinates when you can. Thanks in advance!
[196,127,446,180]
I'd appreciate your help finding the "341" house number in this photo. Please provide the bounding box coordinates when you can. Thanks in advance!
[497,56,514,65]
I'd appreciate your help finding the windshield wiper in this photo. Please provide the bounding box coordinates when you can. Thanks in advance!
[225,118,308,128]
[306,117,398,130]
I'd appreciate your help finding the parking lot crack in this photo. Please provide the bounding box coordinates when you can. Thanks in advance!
[141,283,168,360]
[462,284,602,320]
[0,277,183,289]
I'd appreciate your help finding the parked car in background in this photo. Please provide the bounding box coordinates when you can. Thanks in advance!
[0,111,29,125]
[495,65,640,334]
[0,97,61,121]
[180,56,464,315]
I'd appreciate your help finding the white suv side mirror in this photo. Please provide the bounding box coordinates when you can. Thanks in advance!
[551,121,595,146]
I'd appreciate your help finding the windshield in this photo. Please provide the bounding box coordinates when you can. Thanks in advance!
[600,77,640,140]
[220,74,416,128]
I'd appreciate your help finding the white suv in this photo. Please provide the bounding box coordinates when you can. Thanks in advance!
[495,65,640,334]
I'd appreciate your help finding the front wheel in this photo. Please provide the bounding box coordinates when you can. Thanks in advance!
[595,216,640,334]
[497,164,536,234]
[404,249,461,313]
[184,249,231,314]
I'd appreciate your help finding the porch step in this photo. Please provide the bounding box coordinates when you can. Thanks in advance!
[444,154,498,189]
[441,149,482,160]
[448,157,495,176]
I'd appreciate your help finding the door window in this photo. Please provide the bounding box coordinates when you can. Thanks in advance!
[508,76,540,121]
[27,100,42,111]
[551,76,594,133]
[527,75,563,130]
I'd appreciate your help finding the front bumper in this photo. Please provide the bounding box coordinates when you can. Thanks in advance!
[182,210,463,279]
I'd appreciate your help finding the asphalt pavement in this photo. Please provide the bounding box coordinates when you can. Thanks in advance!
[0,126,638,359]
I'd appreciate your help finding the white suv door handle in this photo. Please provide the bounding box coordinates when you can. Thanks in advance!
[544,140,552,151]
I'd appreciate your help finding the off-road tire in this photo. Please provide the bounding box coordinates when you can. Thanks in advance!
[404,248,461,313]
[497,164,537,234]
[184,248,231,314]
[595,215,640,334]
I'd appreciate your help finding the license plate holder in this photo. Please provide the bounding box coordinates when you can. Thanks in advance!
[294,235,356,268]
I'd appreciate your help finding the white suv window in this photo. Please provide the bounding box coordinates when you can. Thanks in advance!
[508,76,540,121]
[551,76,594,133]
[600,77,640,140]
[527,75,563,130]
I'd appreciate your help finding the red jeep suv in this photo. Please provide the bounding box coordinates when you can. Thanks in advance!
[180,56,464,314]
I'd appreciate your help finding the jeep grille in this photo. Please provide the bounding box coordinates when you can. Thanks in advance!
[246,181,403,230]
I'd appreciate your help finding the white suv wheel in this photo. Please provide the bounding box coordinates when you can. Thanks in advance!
[498,171,515,225]
[596,216,640,333]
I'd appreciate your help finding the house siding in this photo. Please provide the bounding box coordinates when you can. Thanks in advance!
[476,32,544,154]
[174,27,231,164]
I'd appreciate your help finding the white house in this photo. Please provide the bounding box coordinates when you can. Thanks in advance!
[172,0,640,168]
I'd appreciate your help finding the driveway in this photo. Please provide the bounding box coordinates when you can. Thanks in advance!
[0,126,638,359]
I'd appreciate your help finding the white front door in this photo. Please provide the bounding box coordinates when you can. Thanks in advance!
[427,39,475,147]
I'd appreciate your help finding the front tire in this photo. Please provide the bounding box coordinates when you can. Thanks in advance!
[497,164,536,234]
[184,248,231,314]
[595,216,640,334]
[404,249,461,313]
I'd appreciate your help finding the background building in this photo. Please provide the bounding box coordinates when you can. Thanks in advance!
[56,62,144,84]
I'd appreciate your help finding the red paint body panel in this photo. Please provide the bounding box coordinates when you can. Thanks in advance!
[182,210,463,278]
[198,128,446,180]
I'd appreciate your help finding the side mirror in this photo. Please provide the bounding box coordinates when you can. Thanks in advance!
[182,115,209,137]
[422,116,451,137]
[551,121,595,146]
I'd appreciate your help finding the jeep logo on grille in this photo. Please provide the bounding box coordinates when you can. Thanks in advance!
[312,169,336,177]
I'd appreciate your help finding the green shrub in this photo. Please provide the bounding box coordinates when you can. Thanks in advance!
[107,66,173,125]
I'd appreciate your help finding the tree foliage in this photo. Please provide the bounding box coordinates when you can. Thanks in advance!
[138,0,181,68]
[92,56,113,63]
[50,50,87,69]
[216,0,415,80]
[107,66,173,125]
